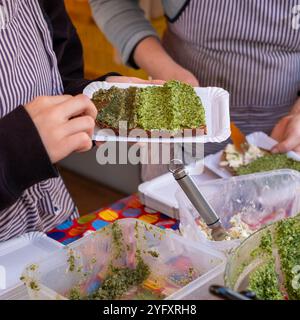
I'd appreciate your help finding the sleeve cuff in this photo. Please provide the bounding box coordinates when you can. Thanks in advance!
[122,30,160,67]
[0,106,58,208]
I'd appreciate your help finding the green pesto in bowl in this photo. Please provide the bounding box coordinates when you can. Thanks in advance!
[227,215,300,300]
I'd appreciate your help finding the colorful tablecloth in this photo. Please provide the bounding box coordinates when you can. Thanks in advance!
[47,194,179,245]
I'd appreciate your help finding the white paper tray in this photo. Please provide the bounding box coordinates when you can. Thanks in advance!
[84,82,230,143]
[204,131,300,178]
[138,166,219,219]
[0,232,63,298]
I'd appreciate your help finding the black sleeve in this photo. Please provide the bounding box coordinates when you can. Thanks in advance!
[39,0,121,96]
[0,106,58,211]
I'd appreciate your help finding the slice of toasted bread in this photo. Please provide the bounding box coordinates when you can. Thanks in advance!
[95,118,207,138]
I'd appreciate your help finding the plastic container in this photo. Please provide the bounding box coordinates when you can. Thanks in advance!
[177,169,300,254]
[225,215,300,298]
[224,224,276,292]
[138,167,218,219]
[84,82,230,143]
[0,232,63,298]
[22,219,225,300]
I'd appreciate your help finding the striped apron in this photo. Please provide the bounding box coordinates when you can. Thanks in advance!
[163,0,300,155]
[0,0,78,242]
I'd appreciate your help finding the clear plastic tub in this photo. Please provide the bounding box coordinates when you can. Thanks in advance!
[225,214,300,299]
[22,219,225,300]
[177,169,300,254]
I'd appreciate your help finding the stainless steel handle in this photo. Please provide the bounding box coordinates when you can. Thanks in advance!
[175,172,219,226]
[169,159,228,241]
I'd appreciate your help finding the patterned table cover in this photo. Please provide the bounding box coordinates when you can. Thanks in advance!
[47,194,179,245]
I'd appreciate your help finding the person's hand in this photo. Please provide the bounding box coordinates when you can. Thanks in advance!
[271,113,300,154]
[133,37,199,86]
[25,95,97,163]
[157,62,199,87]
[105,75,164,85]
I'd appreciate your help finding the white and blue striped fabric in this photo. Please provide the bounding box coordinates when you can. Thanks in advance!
[0,0,78,241]
[163,0,300,154]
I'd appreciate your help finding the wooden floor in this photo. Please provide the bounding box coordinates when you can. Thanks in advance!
[58,167,125,216]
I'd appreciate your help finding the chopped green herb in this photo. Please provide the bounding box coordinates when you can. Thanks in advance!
[29,280,40,292]
[275,216,300,300]
[88,258,150,300]
[248,260,283,300]
[67,249,76,272]
[236,154,300,175]
[147,250,159,258]
[92,80,205,131]
[245,215,300,300]
[68,286,82,300]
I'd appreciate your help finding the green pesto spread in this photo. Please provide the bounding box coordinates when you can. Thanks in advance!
[92,80,205,131]
[89,258,150,300]
[248,260,283,300]
[236,154,300,176]
[93,86,139,129]
[245,216,300,300]
[251,230,273,258]
[68,221,161,300]
[275,216,300,300]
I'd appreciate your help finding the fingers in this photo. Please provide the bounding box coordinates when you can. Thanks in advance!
[270,116,291,142]
[272,137,299,154]
[105,76,125,83]
[63,115,95,138]
[25,95,73,118]
[293,145,300,155]
[147,79,165,85]
[64,132,93,155]
[106,76,165,85]
[59,94,97,120]
[36,95,73,107]
[271,114,300,154]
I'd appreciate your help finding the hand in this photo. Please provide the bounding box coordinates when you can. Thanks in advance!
[25,95,97,163]
[271,113,300,154]
[290,97,300,115]
[105,75,164,85]
[133,37,199,86]
[160,63,199,87]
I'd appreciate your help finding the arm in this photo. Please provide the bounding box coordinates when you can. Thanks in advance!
[0,94,97,211]
[133,37,199,85]
[0,106,58,210]
[89,0,198,85]
[89,0,159,66]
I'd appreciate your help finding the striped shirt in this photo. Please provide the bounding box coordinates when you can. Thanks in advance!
[0,0,78,242]
[163,0,300,153]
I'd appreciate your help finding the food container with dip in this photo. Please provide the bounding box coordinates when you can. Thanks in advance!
[225,214,300,300]
[177,169,300,254]
[22,219,225,300]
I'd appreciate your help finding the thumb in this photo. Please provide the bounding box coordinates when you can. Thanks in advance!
[271,137,295,154]
[65,132,93,154]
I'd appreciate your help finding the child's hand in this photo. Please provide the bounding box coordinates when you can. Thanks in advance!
[25,94,97,163]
